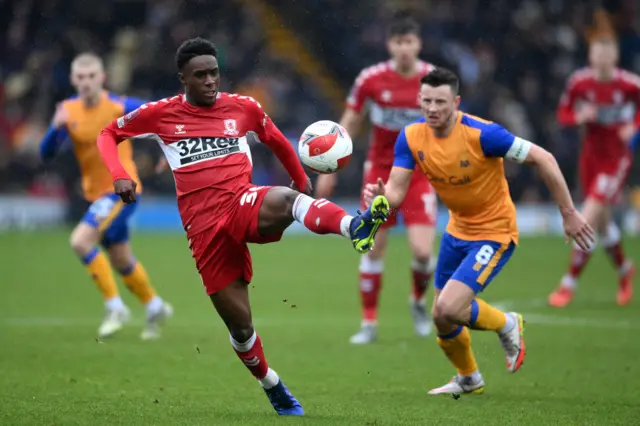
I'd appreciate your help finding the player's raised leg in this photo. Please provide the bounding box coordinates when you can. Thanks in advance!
[550,196,604,307]
[350,231,388,344]
[602,220,634,305]
[71,209,130,338]
[209,278,303,416]
[257,186,390,253]
[107,242,173,340]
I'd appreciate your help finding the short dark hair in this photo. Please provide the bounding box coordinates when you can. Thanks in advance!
[387,14,420,38]
[420,67,460,94]
[175,37,218,70]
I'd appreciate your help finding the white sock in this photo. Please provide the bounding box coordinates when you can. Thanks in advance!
[339,215,353,238]
[561,274,577,290]
[259,368,280,389]
[498,313,516,335]
[602,221,621,248]
[105,296,125,312]
[292,194,313,223]
[230,331,257,352]
[146,296,164,315]
[359,255,384,274]
[462,371,483,383]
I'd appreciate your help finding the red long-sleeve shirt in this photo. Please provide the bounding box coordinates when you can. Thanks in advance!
[97,93,308,237]
[557,67,640,162]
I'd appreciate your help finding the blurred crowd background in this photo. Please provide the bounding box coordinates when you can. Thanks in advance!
[2,0,640,215]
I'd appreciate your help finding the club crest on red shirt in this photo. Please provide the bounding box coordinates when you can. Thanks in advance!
[224,119,239,136]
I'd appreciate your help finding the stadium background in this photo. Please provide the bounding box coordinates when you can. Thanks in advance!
[2,0,640,232]
[2,1,640,425]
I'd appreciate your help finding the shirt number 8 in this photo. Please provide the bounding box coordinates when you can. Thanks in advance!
[474,245,495,266]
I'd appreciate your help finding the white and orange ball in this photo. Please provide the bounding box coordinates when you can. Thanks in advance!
[298,120,352,174]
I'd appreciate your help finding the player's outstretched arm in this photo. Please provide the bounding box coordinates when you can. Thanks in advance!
[481,123,594,250]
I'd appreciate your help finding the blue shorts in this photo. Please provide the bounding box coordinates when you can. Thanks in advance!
[434,232,516,294]
[81,193,139,247]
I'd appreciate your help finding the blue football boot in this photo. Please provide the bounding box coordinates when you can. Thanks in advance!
[349,195,390,253]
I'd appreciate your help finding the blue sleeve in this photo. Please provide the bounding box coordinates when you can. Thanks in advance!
[630,130,640,151]
[479,123,517,157]
[392,128,416,169]
[40,125,70,161]
[123,97,147,114]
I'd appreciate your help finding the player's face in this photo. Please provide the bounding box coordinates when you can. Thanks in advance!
[179,55,220,106]
[589,41,618,71]
[387,33,421,69]
[71,63,105,99]
[419,84,460,129]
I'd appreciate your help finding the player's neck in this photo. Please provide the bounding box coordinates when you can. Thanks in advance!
[393,60,419,77]
[184,93,216,108]
[594,67,616,81]
[82,92,102,107]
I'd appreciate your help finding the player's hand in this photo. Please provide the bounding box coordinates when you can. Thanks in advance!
[575,104,597,124]
[561,207,595,251]
[291,176,313,195]
[51,104,68,129]
[618,123,636,144]
[114,179,137,204]
[363,178,386,207]
[155,158,169,174]
[315,173,337,198]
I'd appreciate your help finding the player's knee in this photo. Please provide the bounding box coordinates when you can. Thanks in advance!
[279,187,300,218]
[229,325,255,344]
[264,186,299,222]
[434,297,463,325]
[69,231,94,256]
[411,251,431,267]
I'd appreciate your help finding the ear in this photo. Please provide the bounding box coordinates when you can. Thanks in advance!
[178,72,186,86]
[455,95,461,109]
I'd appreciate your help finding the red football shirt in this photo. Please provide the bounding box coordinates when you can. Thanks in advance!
[346,60,434,168]
[98,93,307,237]
[557,67,640,162]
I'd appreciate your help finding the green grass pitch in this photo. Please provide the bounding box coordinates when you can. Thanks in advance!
[1,231,639,425]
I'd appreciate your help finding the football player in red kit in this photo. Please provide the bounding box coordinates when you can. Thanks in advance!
[550,36,640,307]
[316,16,437,344]
[97,38,390,416]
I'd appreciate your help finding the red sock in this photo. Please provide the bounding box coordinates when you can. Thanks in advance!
[293,195,350,236]
[231,332,269,379]
[360,272,382,322]
[605,242,625,269]
[411,269,432,301]
[568,246,592,278]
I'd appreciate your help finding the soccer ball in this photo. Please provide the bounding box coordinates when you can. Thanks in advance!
[298,120,352,174]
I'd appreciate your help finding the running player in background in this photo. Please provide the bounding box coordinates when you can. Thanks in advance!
[549,36,640,308]
[97,38,389,416]
[40,53,172,340]
[315,15,437,344]
[365,68,593,395]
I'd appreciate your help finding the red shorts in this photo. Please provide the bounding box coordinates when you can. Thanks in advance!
[188,185,281,295]
[579,154,632,205]
[361,161,437,228]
